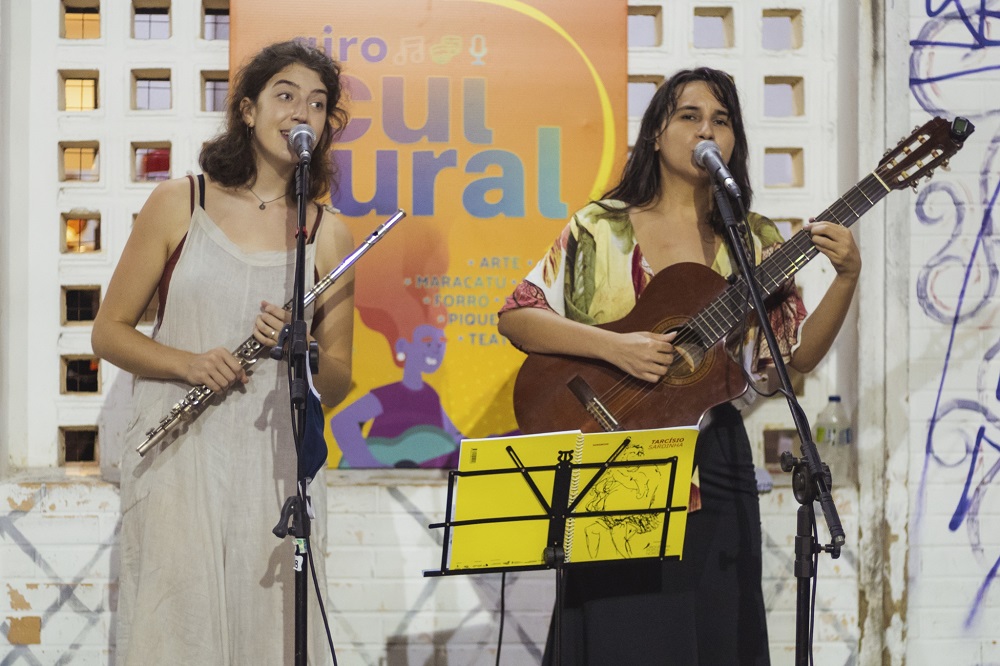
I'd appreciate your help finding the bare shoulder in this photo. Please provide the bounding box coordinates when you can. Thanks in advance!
[317,205,355,260]
[322,205,354,243]
[140,176,193,215]
[134,176,195,245]
[107,177,194,302]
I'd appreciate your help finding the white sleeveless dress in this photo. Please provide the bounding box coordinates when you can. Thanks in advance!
[116,200,331,665]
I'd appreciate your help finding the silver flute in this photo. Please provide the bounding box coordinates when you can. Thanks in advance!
[136,209,406,456]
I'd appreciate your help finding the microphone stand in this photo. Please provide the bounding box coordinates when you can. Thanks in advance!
[270,151,316,666]
[711,184,844,666]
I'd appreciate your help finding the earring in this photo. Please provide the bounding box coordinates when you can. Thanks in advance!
[396,352,406,362]
[247,124,254,138]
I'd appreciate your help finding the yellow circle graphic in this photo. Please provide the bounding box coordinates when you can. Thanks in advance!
[447,0,618,199]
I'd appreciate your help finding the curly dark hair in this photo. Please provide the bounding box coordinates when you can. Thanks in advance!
[602,67,751,234]
[200,40,349,201]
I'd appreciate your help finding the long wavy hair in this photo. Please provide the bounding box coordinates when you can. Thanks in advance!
[602,68,751,234]
[200,40,349,201]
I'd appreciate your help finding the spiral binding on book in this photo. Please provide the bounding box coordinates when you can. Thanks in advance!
[562,434,585,563]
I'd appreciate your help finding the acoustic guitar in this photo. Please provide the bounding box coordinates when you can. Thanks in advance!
[513,116,975,435]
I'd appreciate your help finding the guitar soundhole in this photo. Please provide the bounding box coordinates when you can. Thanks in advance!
[662,325,712,386]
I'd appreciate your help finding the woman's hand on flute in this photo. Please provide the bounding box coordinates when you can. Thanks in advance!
[253,300,292,349]
[184,348,249,392]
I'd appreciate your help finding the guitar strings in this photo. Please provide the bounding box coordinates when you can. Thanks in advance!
[587,177,885,426]
[595,323,703,423]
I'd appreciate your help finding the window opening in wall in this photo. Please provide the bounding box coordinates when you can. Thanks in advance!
[763,428,801,476]
[63,287,101,324]
[762,9,803,50]
[133,143,171,182]
[60,427,99,465]
[63,215,101,253]
[628,75,662,119]
[62,2,100,40]
[61,143,100,182]
[133,4,170,40]
[628,6,662,47]
[202,72,229,112]
[133,71,172,110]
[62,72,99,111]
[764,147,804,187]
[693,7,734,49]
[203,1,230,40]
[771,218,804,241]
[63,356,100,393]
[764,76,804,118]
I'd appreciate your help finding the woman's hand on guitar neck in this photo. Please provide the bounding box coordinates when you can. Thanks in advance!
[803,219,861,281]
[604,330,677,383]
[790,220,862,373]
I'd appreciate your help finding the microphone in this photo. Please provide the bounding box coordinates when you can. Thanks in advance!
[693,140,741,199]
[288,124,316,164]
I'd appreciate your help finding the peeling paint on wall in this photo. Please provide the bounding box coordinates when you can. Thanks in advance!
[6,585,30,611]
[6,616,41,645]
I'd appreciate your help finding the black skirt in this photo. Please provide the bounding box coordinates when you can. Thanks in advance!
[542,403,770,665]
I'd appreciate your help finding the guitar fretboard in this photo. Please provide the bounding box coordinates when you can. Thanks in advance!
[687,171,890,346]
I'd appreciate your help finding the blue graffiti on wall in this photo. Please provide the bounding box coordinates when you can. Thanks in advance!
[911,0,1000,629]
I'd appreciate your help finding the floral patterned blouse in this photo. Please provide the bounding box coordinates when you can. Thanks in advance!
[500,199,808,374]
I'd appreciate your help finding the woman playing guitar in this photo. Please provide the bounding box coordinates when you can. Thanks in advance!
[497,68,861,665]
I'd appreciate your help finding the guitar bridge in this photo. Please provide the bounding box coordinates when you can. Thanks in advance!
[567,376,623,432]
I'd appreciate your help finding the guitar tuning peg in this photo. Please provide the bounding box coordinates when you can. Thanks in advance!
[940,159,950,171]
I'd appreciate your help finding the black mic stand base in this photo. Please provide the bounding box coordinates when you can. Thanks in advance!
[780,451,840,666]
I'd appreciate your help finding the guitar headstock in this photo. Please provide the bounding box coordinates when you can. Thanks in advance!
[877,116,975,191]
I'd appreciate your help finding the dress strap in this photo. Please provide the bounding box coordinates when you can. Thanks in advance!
[186,174,195,215]
[186,174,207,213]
[307,203,323,245]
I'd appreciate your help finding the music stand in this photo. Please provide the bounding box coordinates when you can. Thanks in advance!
[424,427,697,663]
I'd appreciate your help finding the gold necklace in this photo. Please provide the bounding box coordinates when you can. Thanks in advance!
[247,187,285,210]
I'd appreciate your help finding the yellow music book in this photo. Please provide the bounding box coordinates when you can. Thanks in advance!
[446,426,698,570]
[566,428,697,564]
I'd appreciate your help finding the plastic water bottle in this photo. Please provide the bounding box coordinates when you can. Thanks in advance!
[814,395,851,446]
[814,395,855,485]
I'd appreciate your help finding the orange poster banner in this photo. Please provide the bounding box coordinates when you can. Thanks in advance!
[231,0,627,468]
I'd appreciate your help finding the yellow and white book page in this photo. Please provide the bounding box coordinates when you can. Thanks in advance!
[448,430,581,570]
[565,426,698,564]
